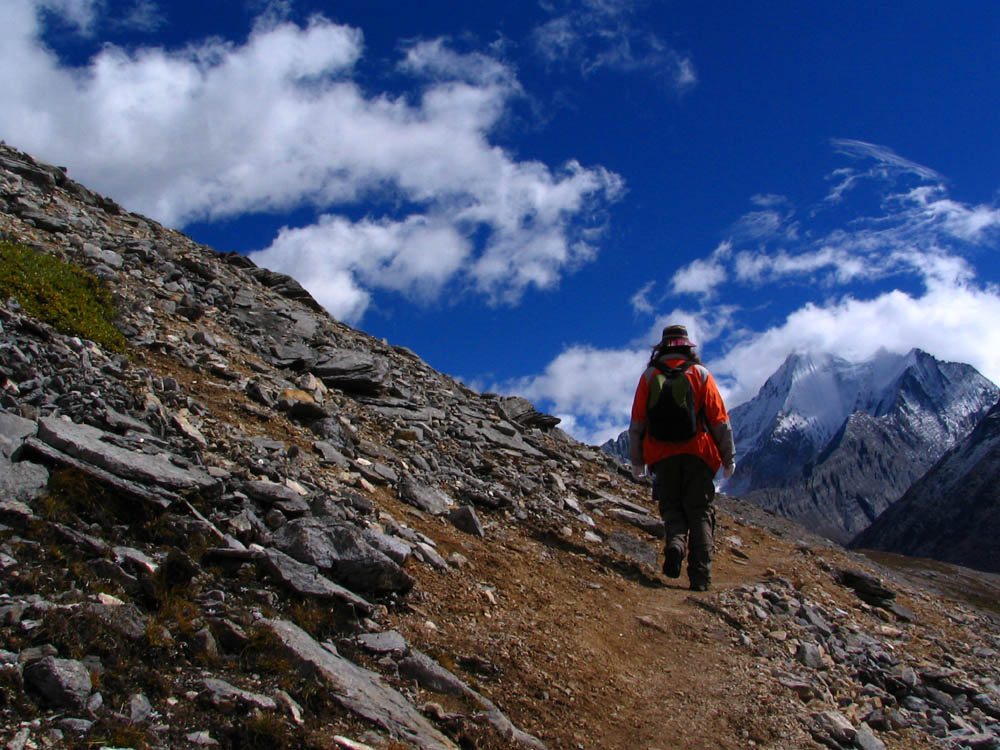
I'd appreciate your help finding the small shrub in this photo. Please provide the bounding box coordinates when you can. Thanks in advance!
[0,240,127,352]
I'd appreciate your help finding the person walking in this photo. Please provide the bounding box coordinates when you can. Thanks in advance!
[628,324,735,591]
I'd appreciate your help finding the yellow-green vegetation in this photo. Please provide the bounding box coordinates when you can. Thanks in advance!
[0,240,126,352]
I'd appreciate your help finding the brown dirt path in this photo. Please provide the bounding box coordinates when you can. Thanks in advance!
[382,490,829,750]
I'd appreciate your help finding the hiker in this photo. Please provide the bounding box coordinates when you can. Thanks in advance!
[628,324,735,591]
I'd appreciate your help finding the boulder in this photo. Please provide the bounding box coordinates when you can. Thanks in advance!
[23,656,92,709]
[313,349,388,395]
[273,518,414,594]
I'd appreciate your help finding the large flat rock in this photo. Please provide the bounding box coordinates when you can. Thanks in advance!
[35,417,220,495]
[265,619,456,750]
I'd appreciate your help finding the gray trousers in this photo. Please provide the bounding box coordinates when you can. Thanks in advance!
[652,454,716,585]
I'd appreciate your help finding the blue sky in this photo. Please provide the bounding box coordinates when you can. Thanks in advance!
[3,0,999,445]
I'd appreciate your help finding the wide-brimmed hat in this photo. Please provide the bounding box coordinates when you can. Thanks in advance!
[659,324,695,348]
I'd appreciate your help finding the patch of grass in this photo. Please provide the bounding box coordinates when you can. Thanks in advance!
[289,599,343,641]
[230,712,298,750]
[0,240,127,352]
[83,718,151,750]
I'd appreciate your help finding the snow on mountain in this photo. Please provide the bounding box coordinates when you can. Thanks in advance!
[729,350,916,481]
[725,348,998,543]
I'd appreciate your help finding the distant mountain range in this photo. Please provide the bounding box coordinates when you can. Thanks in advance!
[603,348,999,552]
[853,397,1000,573]
[724,348,997,544]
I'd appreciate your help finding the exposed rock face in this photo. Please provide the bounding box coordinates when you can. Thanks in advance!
[726,349,998,544]
[853,397,1000,573]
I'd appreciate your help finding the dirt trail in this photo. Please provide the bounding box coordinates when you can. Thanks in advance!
[381,487,842,750]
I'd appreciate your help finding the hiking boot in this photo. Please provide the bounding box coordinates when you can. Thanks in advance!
[689,580,710,592]
[662,546,683,578]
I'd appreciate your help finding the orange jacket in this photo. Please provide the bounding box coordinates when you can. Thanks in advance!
[628,356,731,473]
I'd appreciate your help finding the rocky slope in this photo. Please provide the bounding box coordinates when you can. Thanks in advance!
[724,350,998,545]
[2,142,1000,750]
[853,397,1000,573]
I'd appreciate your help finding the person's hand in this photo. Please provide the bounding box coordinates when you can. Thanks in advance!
[722,462,735,479]
[631,464,646,481]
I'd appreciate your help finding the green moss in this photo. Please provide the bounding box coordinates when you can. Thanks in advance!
[0,240,127,353]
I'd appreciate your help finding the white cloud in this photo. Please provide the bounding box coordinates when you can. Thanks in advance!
[672,241,730,295]
[734,244,886,286]
[638,308,736,356]
[831,138,945,183]
[400,38,518,89]
[671,256,727,295]
[33,0,165,35]
[253,214,470,323]
[1,2,623,322]
[904,186,1000,242]
[730,208,793,243]
[507,306,740,445]
[630,280,656,314]
[113,0,164,33]
[825,139,946,205]
[750,193,787,208]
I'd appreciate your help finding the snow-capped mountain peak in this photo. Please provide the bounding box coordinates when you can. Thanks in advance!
[724,347,998,543]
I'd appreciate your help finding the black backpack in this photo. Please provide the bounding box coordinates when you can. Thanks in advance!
[646,361,700,442]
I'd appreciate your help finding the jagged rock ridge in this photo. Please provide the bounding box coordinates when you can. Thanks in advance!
[599,429,629,464]
[725,349,998,544]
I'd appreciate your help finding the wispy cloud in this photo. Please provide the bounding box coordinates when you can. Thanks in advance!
[34,0,101,34]
[34,0,164,35]
[831,138,945,183]
[824,138,946,205]
[629,280,656,314]
[531,0,696,91]
[112,0,165,33]
[1,1,624,323]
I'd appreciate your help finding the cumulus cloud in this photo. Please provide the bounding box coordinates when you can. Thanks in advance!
[672,241,730,295]
[1,1,623,323]
[255,214,471,322]
[532,0,696,91]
